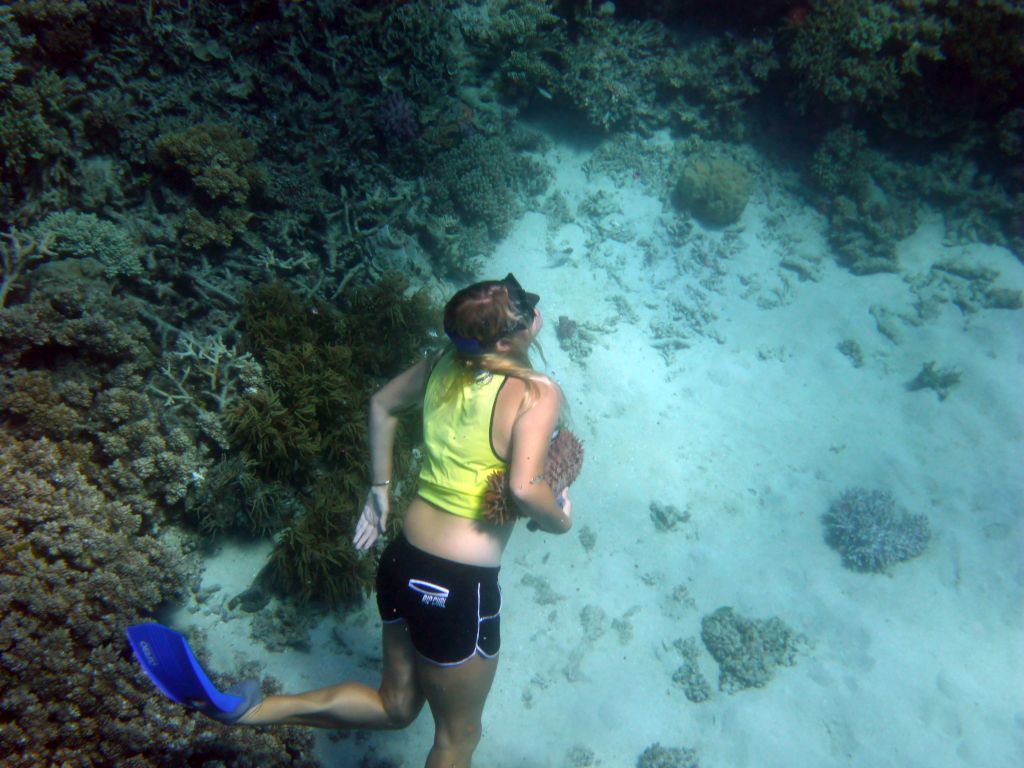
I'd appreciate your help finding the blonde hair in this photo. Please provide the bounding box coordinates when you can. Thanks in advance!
[440,280,548,408]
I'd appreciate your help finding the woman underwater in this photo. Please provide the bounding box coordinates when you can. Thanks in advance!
[129,273,574,768]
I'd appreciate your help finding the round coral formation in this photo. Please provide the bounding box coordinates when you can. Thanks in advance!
[673,153,751,227]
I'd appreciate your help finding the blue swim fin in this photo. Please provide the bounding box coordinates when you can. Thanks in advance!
[126,623,260,723]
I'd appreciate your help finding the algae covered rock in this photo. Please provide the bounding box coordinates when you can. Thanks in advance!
[673,153,751,227]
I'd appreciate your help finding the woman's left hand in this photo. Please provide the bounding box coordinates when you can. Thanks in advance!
[353,486,389,550]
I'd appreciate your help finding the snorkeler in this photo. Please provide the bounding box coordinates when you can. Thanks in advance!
[129,273,573,768]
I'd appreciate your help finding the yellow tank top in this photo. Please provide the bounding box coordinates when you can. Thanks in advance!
[417,349,508,520]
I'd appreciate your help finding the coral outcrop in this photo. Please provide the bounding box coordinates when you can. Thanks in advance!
[700,606,804,693]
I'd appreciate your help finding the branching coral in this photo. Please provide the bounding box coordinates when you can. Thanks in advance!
[149,329,264,449]
[39,210,144,278]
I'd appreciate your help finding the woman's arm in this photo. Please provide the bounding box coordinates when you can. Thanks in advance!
[354,356,433,550]
[508,378,572,534]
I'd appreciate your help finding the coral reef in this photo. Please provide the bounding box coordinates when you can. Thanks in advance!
[823,487,931,572]
[786,0,948,110]
[0,225,55,307]
[700,606,804,693]
[375,89,421,145]
[0,258,206,511]
[670,637,712,703]
[659,32,778,141]
[431,134,538,240]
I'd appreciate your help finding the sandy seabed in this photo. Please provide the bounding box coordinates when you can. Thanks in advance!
[175,138,1024,768]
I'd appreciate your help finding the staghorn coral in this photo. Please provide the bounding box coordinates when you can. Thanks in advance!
[0,225,56,307]
[0,430,317,767]
[823,487,931,572]
[149,328,265,450]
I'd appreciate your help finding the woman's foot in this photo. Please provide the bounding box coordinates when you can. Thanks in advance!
[199,679,264,724]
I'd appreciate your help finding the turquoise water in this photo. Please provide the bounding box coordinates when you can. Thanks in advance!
[2,2,1021,766]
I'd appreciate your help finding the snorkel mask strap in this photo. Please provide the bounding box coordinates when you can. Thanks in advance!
[444,324,485,356]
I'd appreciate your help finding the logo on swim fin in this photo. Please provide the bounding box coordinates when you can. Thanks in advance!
[139,640,159,667]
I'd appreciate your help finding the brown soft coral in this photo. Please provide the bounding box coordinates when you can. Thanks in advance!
[0,431,316,766]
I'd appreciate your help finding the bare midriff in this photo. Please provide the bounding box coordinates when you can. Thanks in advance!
[402,496,514,568]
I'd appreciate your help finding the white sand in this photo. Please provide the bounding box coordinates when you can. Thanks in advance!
[176,140,1024,767]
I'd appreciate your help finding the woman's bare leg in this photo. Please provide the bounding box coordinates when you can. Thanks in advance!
[239,622,424,729]
[418,653,499,768]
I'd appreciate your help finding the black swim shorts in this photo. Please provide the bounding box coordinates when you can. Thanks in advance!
[376,533,501,666]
